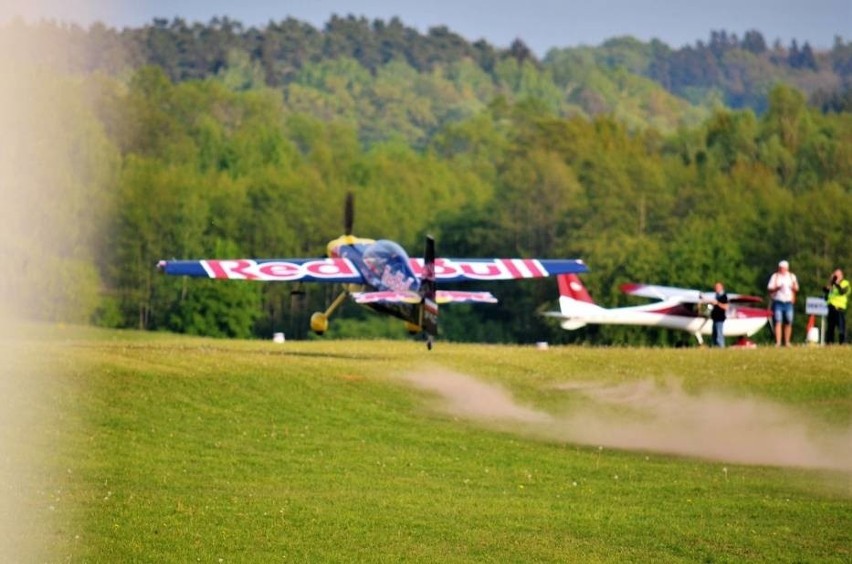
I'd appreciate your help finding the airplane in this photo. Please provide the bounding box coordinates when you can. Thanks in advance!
[545,274,771,345]
[157,194,588,349]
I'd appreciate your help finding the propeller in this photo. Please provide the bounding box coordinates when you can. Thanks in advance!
[344,191,354,236]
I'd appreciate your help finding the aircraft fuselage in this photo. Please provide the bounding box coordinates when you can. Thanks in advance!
[559,299,769,337]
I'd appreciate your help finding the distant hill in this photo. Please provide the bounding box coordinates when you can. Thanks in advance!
[2,16,848,142]
[558,32,851,113]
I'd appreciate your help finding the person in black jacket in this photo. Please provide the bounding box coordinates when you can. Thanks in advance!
[823,268,849,344]
[708,281,729,348]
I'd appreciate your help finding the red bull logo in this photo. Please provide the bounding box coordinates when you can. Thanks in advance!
[201,259,359,281]
[410,258,548,280]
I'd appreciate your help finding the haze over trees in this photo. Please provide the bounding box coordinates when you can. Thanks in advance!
[2,16,849,344]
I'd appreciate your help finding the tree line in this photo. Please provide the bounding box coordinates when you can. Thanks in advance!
[3,17,849,121]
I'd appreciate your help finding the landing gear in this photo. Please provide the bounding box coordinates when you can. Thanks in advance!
[310,312,329,335]
[310,290,349,335]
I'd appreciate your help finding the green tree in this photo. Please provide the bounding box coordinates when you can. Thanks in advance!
[217,48,267,91]
[704,108,759,171]
[761,84,812,158]
[165,240,263,338]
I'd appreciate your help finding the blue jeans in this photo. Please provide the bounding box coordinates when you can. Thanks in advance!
[712,320,725,347]
[772,301,794,325]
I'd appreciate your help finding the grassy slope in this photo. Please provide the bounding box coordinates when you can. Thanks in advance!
[13,326,852,562]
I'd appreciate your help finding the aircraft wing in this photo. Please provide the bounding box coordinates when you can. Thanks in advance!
[157,256,588,284]
[409,258,587,282]
[620,283,763,304]
[157,258,365,283]
[352,290,497,304]
[437,290,498,304]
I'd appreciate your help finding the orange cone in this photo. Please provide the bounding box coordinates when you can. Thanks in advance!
[805,315,819,345]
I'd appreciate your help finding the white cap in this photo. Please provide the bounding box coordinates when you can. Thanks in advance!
[778,260,789,268]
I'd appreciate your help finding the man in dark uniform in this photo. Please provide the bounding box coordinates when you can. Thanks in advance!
[709,281,729,348]
[823,268,849,344]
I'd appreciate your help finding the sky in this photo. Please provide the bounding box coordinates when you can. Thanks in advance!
[4,0,850,55]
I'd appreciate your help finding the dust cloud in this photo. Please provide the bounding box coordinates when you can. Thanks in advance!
[1,5,107,559]
[403,367,852,472]
[404,368,552,425]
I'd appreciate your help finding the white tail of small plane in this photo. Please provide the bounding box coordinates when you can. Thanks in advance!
[551,273,691,332]
[555,274,603,330]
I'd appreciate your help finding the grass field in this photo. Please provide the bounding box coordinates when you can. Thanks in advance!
[3,325,850,562]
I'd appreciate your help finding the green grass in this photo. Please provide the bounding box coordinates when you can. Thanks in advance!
[5,325,851,562]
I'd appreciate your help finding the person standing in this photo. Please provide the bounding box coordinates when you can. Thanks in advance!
[823,268,849,344]
[767,260,799,346]
[708,281,729,347]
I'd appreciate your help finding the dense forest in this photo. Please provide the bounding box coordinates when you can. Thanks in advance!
[2,16,850,345]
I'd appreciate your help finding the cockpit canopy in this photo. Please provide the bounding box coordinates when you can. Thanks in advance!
[362,240,419,291]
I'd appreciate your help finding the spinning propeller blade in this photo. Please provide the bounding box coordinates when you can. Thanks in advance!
[344,191,354,236]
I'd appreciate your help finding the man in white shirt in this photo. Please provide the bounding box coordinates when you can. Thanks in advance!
[767,260,799,346]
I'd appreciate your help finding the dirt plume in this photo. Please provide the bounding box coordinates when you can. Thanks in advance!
[0,11,93,559]
[403,367,852,472]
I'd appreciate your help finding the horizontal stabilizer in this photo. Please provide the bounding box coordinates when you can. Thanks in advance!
[542,292,604,331]
[436,290,498,304]
[352,290,498,304]
[542,311,588,330]
[352,291,421,304]
[561,319,588,330]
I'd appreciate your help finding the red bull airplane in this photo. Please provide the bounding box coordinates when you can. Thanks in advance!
[546,274,770,345]
[157,194,588,349]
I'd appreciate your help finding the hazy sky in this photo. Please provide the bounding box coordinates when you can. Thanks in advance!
[5,0,850,55]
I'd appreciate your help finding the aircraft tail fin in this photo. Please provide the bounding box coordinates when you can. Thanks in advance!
[419,235,438,348]
[557,274,596,303]
[552,274,602,330]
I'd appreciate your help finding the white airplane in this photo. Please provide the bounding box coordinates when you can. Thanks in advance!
[545,274,771,345]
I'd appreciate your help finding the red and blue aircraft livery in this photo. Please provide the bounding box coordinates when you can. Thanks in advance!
[158,235,588,348]
[160,255,582,284]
